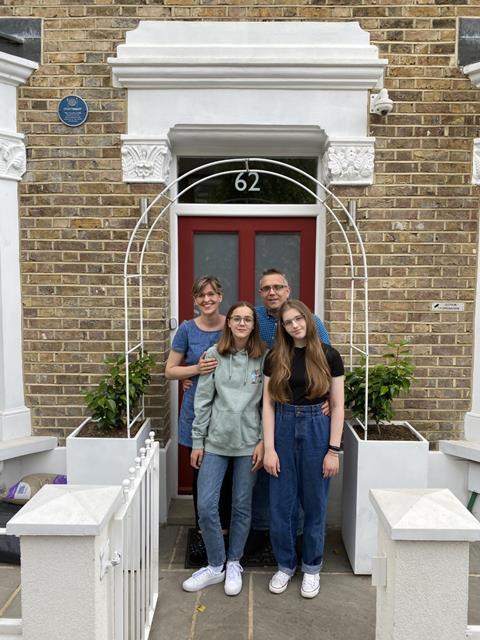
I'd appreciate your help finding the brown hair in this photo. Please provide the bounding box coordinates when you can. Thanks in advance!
[217,301,266,359]
[192,275,223,298]
[267,299,331,403]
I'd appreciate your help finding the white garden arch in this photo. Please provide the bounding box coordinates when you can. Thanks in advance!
[123,158,370,437]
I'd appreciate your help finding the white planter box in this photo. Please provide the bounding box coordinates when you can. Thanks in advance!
[341,420,429,575]
[66,417,152,485]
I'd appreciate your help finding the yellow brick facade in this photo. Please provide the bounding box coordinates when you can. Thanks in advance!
[0,1,479,445]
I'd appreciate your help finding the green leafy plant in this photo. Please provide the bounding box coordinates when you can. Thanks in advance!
[344,340,415,436]
[82,352,156,434]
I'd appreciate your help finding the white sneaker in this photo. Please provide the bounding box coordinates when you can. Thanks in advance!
[182,566,225,592]
[301,572,320,598]
[269,570,291,594]
[224,561,243,596]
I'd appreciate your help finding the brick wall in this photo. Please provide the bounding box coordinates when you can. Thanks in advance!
[0,1,479,445]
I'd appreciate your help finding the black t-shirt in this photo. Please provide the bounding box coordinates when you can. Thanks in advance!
[263,344,344,405]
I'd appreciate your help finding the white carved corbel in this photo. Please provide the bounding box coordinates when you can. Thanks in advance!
[0,131,26,181]
[472,139,480,185]
[323,138,375,186]
[121,135,171,183]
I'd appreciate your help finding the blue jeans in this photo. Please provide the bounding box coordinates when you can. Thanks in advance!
[251,468,304,533]
[269,403,331,575]
[198,452,257,567]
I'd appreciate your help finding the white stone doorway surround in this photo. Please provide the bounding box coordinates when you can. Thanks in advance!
[109,20,388,498]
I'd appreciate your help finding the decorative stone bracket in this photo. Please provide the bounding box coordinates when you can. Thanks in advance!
[323,138,375,186]
[0,131,26,181]
[120,135,171,184]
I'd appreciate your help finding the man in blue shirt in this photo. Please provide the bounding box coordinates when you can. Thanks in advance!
[249,269,330,553]
[255,269,330,348]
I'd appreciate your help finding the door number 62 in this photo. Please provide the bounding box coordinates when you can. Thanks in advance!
[234,172,260,192]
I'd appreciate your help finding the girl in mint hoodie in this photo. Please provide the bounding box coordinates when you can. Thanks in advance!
[182,301,267,597]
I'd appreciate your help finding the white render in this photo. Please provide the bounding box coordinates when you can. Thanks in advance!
[7,485,122,640]
[66,417,151,485]
[0,52,37,442]
[462,64,480,428]
[371,488,480,640]
[108,21,387,185]
[341,421,429,574]
[465,198,480,438]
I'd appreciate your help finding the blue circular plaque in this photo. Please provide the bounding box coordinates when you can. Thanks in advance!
[57,95,88,127]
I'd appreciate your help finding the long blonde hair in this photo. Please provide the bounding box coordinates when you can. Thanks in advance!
[268,300,331,403]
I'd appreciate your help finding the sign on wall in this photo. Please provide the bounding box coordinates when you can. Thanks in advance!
[57,95,88,128]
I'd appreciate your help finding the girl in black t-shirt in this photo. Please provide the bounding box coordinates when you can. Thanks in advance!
[262,299,344,599]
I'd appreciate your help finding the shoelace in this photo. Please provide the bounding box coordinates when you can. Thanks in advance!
[272,571,289,586]
[192,566,216,581]
[303,574,318,588]
[227,563,243,582]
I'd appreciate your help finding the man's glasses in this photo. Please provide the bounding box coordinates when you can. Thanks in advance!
[283,314,305,328]
[230,316,254,325]
[259,284,287,294]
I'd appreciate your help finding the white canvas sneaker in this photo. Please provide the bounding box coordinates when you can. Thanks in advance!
[268,570,291,594]
[182,566,225,592]
[224,561,243,596]
[300,572,320,598]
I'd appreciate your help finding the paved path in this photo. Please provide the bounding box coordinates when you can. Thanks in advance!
[0,520,478,639]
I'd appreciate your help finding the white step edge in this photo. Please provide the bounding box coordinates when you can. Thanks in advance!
[439,440,480,464]
[0,436,57,462]
[0,618,22,637]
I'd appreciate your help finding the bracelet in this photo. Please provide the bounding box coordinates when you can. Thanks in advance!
[327,450,339,456]
[328,444,341,452]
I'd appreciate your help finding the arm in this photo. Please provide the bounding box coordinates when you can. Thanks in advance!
[165,349,218,381]
[190,365,217,468]
[315,315,330,346]
[322,375,345,478]
[262,376,280,477]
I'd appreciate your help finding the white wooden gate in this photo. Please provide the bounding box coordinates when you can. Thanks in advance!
[112,435,159,640]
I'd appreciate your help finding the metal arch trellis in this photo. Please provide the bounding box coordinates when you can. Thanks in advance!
[123,157,370,439]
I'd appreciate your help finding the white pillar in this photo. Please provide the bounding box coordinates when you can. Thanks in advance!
[370,488,480,640]
[461,65,480,441]
[7,484,122,640]
[465,215,480,440]
[0,52,37,441]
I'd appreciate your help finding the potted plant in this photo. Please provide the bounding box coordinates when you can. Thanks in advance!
[66,352,156,485]
[341,341,429,574]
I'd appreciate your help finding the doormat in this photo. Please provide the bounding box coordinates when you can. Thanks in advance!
[184,527,277,569]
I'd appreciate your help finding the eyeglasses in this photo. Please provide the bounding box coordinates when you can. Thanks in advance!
[195,291,218,300]
[230,315,254,325]
[283,314,305,328]
[259,284,287,294]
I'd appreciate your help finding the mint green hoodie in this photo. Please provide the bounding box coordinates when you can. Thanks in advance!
[192,345,266,456]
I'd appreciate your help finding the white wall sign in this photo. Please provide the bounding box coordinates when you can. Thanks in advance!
[432,302,465,312]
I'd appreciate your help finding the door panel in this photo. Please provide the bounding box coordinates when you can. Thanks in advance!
[177,216,316,492]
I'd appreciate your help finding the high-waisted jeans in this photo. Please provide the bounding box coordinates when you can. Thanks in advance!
[197,452,257,567]
[269,403,331,576]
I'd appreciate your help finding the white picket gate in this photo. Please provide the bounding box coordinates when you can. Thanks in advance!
[111,434,160,640]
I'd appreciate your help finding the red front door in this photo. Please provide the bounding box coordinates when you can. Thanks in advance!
[177,216,317,492]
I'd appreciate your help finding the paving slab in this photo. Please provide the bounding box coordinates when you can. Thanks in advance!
[0,565,20,617]
[470,540,480,574]
[469,575,480,626]
[251,572,375,640]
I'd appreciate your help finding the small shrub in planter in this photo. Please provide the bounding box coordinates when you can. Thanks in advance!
[81,352,156,437]
[344,340,415,440]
